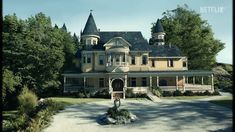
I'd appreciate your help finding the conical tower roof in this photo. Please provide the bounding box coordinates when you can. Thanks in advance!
[153,19,164,33]
[82,12,99,36]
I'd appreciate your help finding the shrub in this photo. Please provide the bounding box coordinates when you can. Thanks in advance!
[85,92,91,98]
[203,90,211,96]
[212,90,221,95]
[94,89,110,98]
[12,113,28,131]
[194,92,204,96]
[140,93,147,98]
[162,91,173,97]
[173,90,183,96]
[76,92,85,98]
[18,86,38,114]
[152,86,162,97]
[152,89,161,97]
[26,99,64,131]
[107,107,130,120]
[125,88,134,98]
[183,90,194,96]
[119,109,130,119]
[4,99,64,132]
[107,107,118,119]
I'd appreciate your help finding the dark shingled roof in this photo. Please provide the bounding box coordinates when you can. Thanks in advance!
[149,45,182,57]
[153,19,164,33]
[82,13,99,36]
[96,31,151,51]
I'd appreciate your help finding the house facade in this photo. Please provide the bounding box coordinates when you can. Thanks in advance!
[63,12,214,99]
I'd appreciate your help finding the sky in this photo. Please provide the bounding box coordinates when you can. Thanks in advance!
[3,0,233,64]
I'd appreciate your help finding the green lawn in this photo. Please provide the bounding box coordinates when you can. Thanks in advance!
[49,97,108,106]
[162,96,211,100]
[209,96,233,109]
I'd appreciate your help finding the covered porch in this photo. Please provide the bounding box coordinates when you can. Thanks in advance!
[127,70,214,93]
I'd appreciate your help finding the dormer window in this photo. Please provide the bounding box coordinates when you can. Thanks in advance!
[131,55,135,65]
[142,55,148,65]
[87,55,91,63]
[167,59,174,67]
[122,55,125,62]
[158,35,164,39]
[93,40,97,44]
[83,56,86,63]
[183,61,187,67]
[87,39,91,44]
[99,55,104,65]
[116,56,120,62]
[151,60,155,67]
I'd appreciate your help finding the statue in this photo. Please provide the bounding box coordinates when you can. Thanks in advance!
[113,97,121,112]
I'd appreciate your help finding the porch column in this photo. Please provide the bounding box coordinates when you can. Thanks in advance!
[149,76,152,92]
[83,77,86,88]
[124,75,127,88]
[108,76,112,92]
[183,76,185,92]
[124,53,127,65]
[157,76,159,87]
[186,76,188,84]
[176,76,178,90]
[211,74,214,92]
[112,56,115,65]
[201,76,204,85]
[109,76,113,99]
[193,76,195,85]
[63,76,66,92]
[124,75,127,99]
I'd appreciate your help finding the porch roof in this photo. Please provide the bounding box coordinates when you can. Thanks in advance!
[127,70,213,77]
[63,70,213,77]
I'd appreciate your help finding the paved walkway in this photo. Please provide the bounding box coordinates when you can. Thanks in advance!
[43,96,232,132]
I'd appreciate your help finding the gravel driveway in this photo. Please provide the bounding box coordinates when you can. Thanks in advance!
[43,98,232,132]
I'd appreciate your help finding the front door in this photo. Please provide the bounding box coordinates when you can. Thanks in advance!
[112,79,124,91]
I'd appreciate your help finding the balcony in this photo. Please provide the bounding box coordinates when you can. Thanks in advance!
[106,62,129,72]
[106,53,129,72]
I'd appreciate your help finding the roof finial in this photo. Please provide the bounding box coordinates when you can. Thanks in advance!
[90,9,93,13]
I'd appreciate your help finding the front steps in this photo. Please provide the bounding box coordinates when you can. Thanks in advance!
[147,92,161,102]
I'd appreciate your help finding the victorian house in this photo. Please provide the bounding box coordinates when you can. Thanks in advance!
[63,12,214,99]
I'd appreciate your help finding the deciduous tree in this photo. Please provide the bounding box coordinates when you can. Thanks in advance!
[151,5,224,69]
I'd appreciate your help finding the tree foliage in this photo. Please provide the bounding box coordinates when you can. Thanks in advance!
[2,68,21,106]
[151,5,225,70]
[3,12,78,102]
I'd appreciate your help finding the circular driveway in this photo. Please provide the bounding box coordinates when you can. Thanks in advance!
[43,99,232,132]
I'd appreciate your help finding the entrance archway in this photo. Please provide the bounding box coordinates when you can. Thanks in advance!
[112,79,124,91]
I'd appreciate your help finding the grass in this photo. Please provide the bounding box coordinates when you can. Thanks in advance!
[209,96,233,109]
[2,110,18,120]
[162,96,211,100]
[49,97,108,106]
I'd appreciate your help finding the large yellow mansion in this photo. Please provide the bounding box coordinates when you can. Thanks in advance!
[63,12,214,99]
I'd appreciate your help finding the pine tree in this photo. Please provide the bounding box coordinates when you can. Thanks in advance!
[62,23,67,31]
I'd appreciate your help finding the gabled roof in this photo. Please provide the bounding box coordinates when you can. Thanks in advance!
[82,13,99,36]
[103,37,132,47]
[149,45,183,57]
[98,31,151,51]
[153,19,164,33]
